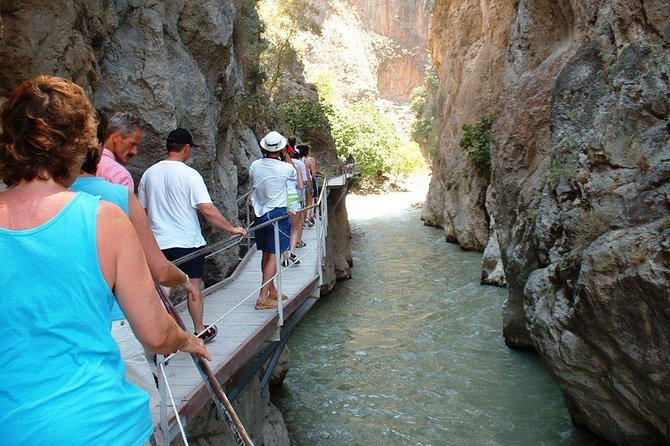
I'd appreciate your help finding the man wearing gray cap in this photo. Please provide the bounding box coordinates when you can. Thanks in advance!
[249,131,298,310]
[138,128,247,342]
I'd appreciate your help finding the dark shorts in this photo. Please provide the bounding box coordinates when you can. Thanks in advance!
[252,207,291,254]
[162,246,205,279]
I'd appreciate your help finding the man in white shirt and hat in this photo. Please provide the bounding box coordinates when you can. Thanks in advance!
[249,131,297,310]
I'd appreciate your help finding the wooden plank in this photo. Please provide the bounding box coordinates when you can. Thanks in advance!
[152,213,324,442]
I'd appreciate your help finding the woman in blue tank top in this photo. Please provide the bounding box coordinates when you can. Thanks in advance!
[0,76,210,445]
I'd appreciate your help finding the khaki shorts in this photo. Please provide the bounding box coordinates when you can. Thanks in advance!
[112,319,159,409]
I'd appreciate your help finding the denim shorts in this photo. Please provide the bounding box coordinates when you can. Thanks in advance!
[253,207,291,254]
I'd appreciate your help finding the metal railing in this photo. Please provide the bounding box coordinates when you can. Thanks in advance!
[155,174,330,445]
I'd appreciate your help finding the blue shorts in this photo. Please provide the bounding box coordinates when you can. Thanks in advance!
[162,246,205,279]
[253,207,291,254]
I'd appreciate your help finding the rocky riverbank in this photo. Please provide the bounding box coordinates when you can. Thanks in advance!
[425,1,669,444]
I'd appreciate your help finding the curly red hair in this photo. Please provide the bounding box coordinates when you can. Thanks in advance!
[0,75,97,186]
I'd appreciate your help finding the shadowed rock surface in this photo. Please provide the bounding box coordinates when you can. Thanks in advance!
[429,0,669,443]
[0,1,352,443]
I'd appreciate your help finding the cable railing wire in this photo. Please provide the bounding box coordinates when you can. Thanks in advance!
[172,174,329,267]
[156,172,335,444]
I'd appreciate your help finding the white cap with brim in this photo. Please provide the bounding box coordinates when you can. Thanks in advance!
[260,131,287,153]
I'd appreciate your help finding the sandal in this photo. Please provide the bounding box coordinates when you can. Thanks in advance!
[255,300,278,310]
[269,290,289,301]
[195,324,218,343]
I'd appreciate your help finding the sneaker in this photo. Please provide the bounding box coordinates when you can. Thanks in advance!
[306,219,314,227]
[296,241,306,248]
[289,253,300,265]
[281,258,290,267]
[195,324,218,344]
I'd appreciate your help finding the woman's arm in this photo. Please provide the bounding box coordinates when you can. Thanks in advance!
[307,157,317,177]
[97,201,210,359]
[127,192,196,296]
[295,163,304,190]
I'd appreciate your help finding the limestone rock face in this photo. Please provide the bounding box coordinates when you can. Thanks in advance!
[184,373,289,446]
[0,0,347,286]
[345,0,431,101]
[434,0,669,443]
[422,0,516,251]
[300,0,430,103]
[321,184,353,293]
[431,0,669,443]
[525,220,670,444]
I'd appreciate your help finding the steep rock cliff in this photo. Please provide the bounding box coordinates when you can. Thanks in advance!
[496,2,669,444]
[345,0,431,102]
[0,1,348,441]
[294,0,431,140]
[0,0,347,287]
[430,0,670,444]
[422,0,516,251]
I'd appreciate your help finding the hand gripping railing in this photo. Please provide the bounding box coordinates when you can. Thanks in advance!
[155,174,329,445]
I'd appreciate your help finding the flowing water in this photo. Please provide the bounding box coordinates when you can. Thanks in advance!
[273,184,607,446]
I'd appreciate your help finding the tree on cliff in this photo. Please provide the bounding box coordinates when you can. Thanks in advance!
[258,0,320,98]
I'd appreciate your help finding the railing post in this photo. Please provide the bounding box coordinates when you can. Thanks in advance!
[273,221,284,326]
[158,355,168,445]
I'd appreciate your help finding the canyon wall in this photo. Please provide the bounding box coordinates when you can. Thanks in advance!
[345,0,431,102]
[429,0,670,444]
[422,0,516,251]
[0,1,350,442]
[0,0,347,285]
[301,0,430,104]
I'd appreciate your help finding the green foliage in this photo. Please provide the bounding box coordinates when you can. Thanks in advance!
[327,101,425,177]
[545,153,579,186]
[276,95,332,139]
[328,102,397,175]
[460,114,494,180]
[389,141,427,183]
[410,66,440,159]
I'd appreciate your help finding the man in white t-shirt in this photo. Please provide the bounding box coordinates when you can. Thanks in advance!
[138,128,247,342]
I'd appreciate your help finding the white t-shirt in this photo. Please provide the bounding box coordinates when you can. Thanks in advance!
[249,157,297,217]
[138,160,212,249]
[286,159,303,196]
[294,158,307,184]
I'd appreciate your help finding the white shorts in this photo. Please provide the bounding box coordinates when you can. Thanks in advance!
[112,319,159,409]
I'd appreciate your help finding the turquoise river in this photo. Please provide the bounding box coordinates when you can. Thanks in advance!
[273,186,608,446]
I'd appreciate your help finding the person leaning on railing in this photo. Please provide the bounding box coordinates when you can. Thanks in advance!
[0,75,210,445]
[138,128,248,343]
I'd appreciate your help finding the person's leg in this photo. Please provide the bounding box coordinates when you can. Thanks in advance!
[187,277,205,333]
[306,190,314,220]
[297,209,305,245]
[112,319,160,407]
[257,251,277,307]
[162,247,207,334]
[290,212,301,253]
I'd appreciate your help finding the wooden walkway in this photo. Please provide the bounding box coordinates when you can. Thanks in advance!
[151,205,327,444]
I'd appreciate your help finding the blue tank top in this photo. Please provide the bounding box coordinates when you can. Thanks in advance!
[0,192,152,445]
[70,176,129,320]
